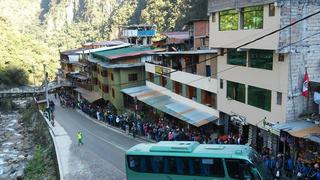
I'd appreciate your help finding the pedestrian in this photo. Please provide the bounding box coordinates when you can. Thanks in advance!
[132,126,136,138]
[77,131,84,146]
[51,113,55,127]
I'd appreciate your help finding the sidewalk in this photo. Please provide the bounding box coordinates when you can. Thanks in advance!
[40,111,73,180]
[76,109,155,144]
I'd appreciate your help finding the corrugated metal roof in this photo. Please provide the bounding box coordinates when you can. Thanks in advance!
[155,49,217,55]
[273,120,320,143]
[92,47,165,60]
[121,86,219,127]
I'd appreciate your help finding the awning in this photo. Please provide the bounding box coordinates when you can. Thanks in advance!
[74,88,102,103]
[273,120,320,143]
[121,86,219,127]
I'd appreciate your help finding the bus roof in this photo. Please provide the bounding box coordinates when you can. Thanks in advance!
[126,141,253,160]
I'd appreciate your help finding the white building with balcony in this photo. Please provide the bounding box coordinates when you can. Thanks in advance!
[208,0,320,152]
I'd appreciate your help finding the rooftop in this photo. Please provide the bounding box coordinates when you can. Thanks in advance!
[92,46,165,61]
[126,141,253,159]
[155,49,217,55]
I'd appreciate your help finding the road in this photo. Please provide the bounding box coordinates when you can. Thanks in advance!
[53,97,142,180]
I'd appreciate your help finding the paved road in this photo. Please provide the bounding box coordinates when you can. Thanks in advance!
[53,97,142,180]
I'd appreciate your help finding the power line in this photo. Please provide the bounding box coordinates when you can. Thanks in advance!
[95,9,320,88]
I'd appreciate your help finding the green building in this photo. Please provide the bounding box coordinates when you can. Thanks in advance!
[88,46,164,114]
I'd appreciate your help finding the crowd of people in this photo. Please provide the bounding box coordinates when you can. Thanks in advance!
[70,97,243,145]
[262,147,320,180]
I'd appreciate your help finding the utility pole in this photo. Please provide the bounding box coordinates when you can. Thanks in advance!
[44,64,49,108]
[32,65,36,95]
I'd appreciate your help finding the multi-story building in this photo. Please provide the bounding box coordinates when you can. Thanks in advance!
[120,24,156,46]
[122,50,221,128]
[59,42,130,91]
[208,0,320,152]
[88,46,164,113]
[186,19,210,50]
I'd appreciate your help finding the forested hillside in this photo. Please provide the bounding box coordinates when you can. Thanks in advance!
[0,0,207,86]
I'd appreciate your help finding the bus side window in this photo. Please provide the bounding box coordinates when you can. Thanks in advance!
[200,158,225,177]
[175,157,185,174]
[163,157,177,174]
[128,156,139,171]
[226,159,255,180]
[225,159,241,179]
[139,156,149,172]
[151,156,163,173]
[186,158,201,176]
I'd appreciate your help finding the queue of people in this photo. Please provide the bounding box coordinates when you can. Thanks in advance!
[262,147,320,180]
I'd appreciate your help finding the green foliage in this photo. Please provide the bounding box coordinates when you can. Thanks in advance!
[0,66,28,87]
[0,17,59,85]
[21,102,57,179]
[0,98,14,112]
[24,145,57,180]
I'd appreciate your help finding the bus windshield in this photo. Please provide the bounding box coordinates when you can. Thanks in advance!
[249,149,267,179]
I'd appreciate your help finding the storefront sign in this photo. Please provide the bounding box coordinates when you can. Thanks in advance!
[155,65,171,77]
[230,112,247,125]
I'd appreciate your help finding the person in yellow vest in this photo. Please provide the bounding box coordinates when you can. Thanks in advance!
[77,131,84,146]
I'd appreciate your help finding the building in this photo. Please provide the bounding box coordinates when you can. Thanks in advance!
[120,24,157,46]
[88,46,165,113]
[185,19,210,50]
[153,31,191,51]
[122,50,221,130]
[208,0,320,153]
[59,42,131,91]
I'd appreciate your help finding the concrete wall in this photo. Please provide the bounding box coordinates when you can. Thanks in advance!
[216,51,289,126]
[209,4,281,50]
[278,0,320,121]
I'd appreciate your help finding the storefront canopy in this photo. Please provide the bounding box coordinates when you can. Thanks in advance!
[74,87,102,103]
[273,120,320,143]
[121,86,219,127]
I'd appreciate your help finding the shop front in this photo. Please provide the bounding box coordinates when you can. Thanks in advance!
[274,120,320,165]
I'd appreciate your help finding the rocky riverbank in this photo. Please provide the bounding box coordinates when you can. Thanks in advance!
[0,111,33,179]
[0,100,58,179]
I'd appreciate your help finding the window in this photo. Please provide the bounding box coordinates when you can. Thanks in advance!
[277,92,282,105]
[127,156,225,177]
[148,72,154,83]
[227,49,247,66]
[206,65,211,77]
[173,81,182,95]
[225,159,258,180]
[112,88,115,98]
[248,86,271,111]
[278,54,285,62]
[212,12,216,22]
[269,3,275,16]
[227,81,246,103]
[249,50,273,70]
[111,73,114,81]
[102,84,109,93]
[202,90,217,109]
[187,86,197,101]
[242,6,263,30]
[160,76,167,87]
[128,73,138,81]
[219,9,239,31]
[220,79,223,89]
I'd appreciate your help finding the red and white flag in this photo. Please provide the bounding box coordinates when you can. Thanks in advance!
[302,68,309,97]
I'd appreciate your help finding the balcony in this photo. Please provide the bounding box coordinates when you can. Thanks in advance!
[146,63,218,94]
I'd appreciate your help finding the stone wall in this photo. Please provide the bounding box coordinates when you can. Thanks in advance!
[278,0,320,120]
